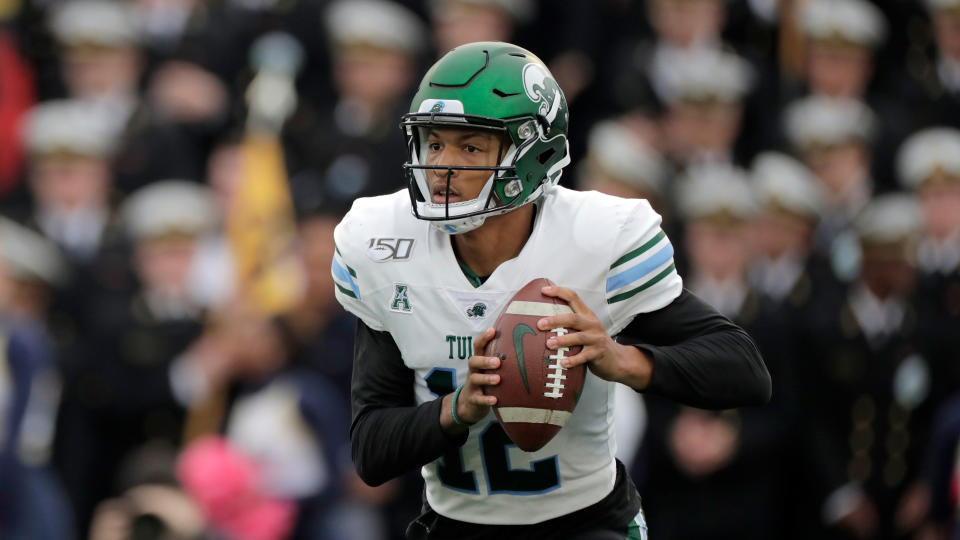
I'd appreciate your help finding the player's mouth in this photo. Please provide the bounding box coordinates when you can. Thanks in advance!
[431,184,462,204]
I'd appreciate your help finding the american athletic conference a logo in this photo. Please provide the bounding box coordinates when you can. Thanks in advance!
[522,63,562,125]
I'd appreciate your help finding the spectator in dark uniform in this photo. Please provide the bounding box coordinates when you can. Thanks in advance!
[910,0,960,129]
[48,0,210,194]
[897,128,960,420]
[783,94,877,276]
[794,0,886,101]
[48,0,142,119]
[658,47,754,172]
[54,180,219,537]
[17,103,134,526]
[605,0,779,165]
[636,166,797,540]
[790,0,914,190]
[20,100,122,263]
[748,151,838,308]
[747,151,858,538]
[795,194,936,540]
[609,0,729,115]
[18,99,135,351]
[897,128,960,281]
[284,0,425,210]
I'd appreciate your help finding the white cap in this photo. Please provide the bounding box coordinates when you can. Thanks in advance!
[0,216,68,286]
[586,121,666,195]
[50,0,140,48]
[326,0,426,54]
[896,127,960,189]
[429,0,535,22]
[678,165,757,221]
[784,95,876,150]
[751,152,823,219]
[854,193,921,244]
[23,100,120,158]
[122,181,217,241]
[660,47,754,105]
[801,0,886,48]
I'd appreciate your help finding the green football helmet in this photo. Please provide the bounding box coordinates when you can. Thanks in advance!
[401,42,570,234]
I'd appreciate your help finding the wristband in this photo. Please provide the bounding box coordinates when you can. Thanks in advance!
[451,384,471,426]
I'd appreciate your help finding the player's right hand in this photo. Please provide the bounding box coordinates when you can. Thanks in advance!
[457,328,500,424]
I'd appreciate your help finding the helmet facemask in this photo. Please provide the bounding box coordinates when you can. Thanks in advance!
[402,112,544,234]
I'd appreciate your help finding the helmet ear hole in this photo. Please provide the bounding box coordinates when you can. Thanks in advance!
[536,148,556,165]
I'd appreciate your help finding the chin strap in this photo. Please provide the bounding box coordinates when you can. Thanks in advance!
[431,215,487,235]
[431,178,549,235]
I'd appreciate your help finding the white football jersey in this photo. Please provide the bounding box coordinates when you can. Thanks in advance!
[332,186,682,524]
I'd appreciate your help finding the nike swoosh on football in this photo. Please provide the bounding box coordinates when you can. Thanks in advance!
[513,323,537,394]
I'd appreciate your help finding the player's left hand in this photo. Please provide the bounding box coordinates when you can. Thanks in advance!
[538,285,652,390]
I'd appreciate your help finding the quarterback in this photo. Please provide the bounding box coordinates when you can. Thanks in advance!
[332,42,771,539]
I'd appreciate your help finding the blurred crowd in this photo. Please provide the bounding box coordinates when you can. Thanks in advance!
[1,0,960,539]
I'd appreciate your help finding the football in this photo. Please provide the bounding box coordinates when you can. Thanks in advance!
[483,278,586,452]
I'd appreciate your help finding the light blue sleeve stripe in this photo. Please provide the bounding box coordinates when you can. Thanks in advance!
[605,243,674,293]
[331,257,361,298]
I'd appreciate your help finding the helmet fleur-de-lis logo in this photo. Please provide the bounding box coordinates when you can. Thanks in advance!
[522,63,561,125]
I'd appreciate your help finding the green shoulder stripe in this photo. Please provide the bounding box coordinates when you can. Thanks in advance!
[335,246,357,277]
[610,230,666,269]
[335,282,357,299]
[607,263,675,304]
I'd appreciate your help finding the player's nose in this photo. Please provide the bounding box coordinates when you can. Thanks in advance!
[431,161,458,180]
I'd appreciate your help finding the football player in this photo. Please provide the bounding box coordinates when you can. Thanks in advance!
[332,42,771,539]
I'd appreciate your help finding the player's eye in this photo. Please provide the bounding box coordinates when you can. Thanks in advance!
[465,145,481,153]
[428,142,442,152]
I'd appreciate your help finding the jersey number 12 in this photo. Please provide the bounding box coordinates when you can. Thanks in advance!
[426,368,560,495]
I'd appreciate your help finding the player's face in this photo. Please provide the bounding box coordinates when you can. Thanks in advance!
[424,126,507,204]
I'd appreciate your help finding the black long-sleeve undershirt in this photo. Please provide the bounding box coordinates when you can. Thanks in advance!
[349,288,770,486]
[621,289,771,409]
[349,325,469,485]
